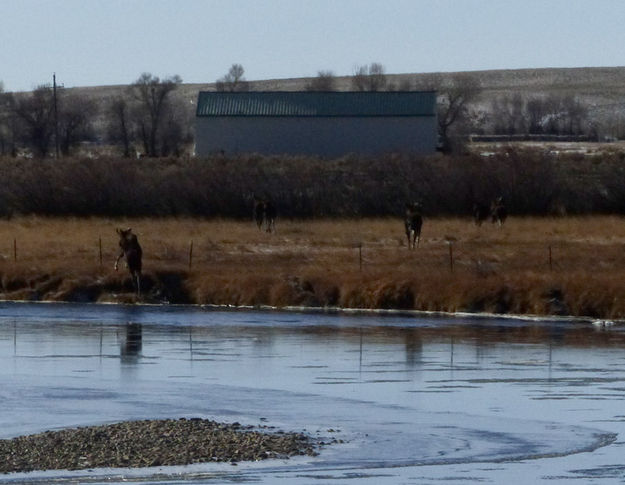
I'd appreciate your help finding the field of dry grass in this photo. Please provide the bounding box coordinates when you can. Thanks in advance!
[0,215,624,319]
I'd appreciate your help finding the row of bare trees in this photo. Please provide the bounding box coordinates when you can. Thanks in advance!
[0,73,190,158]
[307,66,481,152]
[305,64,411,92]
[486,93,591,137]
[0,84,97,157]
[106,73,189,157]
[1,149,624,218]
[167,63,481,154]
[0,63,603,158]
[1,63,476,157]
[302,66,601,148]
[0,65,497,157]
[215,63,394,93]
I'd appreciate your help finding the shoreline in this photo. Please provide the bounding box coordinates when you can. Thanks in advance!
[0,297,611,326]
[1,216,625,321]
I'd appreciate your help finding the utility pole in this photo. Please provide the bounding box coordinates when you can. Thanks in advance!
[53,73,59,158]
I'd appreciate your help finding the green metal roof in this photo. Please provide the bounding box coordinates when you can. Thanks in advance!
[196,91,436,117]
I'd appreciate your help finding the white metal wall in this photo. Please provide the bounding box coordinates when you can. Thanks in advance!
[195,116,437,157]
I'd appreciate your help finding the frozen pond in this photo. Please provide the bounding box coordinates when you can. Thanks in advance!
[0,302,624,483]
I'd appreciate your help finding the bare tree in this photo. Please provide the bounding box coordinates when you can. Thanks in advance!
[542,96,566,135]
[526,97,548,134]
[487,94,589,138]
[305,71,337,91]
[367,63,387,91]
[106,96,132,157]
[57,92,97,156]
[435,73,481,152]
[490,94,526,135]
[160,101,192,157]
[351,65,368,91]
[351,63,387,91]
[0,83,15,156]
[12,85,55,157]
[597,111,624,141]
[129,73,182,157]
[560,95,588,135]
[395,78,414,91]
[216,64,249,92]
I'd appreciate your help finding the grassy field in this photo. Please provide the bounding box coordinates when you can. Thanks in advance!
[0,215,624,319]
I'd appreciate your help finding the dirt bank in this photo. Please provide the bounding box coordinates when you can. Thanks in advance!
[1,216,625,319]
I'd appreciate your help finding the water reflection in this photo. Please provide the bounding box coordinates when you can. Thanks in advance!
[199,320,625,354]
[403,328,422,367]
[121,323,142,361]
[4,313,625,369]
[0,304,624,484]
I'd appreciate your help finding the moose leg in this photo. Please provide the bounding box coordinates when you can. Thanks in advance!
[133,271,141,297]
[408,230,415,250]
[114,252,123,271]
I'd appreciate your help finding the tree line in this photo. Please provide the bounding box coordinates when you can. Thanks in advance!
[0,64,602,158]
[0,73,190,158]
[304,65,599,147]
[0,149,623,219]
[484,93,592,138]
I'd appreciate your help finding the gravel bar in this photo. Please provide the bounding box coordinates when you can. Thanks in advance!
[0,418,318,473]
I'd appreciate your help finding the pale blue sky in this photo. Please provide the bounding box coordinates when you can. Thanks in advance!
[1,0,624,92]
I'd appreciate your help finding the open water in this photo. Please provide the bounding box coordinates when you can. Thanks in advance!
[0,302,623,483]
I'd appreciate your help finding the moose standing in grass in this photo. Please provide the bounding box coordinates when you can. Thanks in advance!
[254,196,277,233]
[404,202,423,249]
[473,202,491,226]
[490,196,507,226]
[473,197,507,227]
[115,228,143,296]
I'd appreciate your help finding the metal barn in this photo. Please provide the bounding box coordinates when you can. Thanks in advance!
[194,91,437,157]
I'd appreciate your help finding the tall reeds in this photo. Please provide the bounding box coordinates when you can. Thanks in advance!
[1,148,625,218]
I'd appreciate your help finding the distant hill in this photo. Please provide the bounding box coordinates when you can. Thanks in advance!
[69,66,625,139]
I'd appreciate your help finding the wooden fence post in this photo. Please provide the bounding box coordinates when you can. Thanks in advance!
[444,236,456,273]
[549,244,553,271]
[358,242,362,271]
[449,242,454,273]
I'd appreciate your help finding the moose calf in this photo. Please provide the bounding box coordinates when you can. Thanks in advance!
[115,228,143,296]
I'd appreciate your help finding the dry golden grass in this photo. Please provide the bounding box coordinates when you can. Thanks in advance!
[0,215,624,318]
